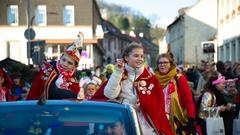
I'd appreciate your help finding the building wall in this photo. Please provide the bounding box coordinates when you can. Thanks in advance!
[218,0,240,62]
[158,37,168,54]
[168,18,185,64]
[0,0,93,26]
[0,27,29,63]
[168,0,217,65]
[0,0,104,68]
[186,0,217,64]
[102,34,127,65]
[103,36,118,64]
[92,0,103,37]
[92,44,103,67]
[184,15,216,64]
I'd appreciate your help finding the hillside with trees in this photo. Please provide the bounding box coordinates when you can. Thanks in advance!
[97,0,165,44]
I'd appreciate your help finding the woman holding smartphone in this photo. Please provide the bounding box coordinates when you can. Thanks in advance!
[92,42,173,135]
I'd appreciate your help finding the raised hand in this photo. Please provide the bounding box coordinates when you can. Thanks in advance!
[116,58,125,70]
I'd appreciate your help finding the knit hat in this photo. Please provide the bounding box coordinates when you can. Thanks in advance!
[63,32,84,63]
[105,64,115,73]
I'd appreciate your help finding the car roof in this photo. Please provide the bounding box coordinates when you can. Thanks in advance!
[0,100,136,124]
[0,100,131,110]
[0,100,141,135]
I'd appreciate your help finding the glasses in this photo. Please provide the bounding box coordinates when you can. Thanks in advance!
[158,61,170,65]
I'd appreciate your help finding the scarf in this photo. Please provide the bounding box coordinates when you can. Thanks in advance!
[57,60,75,78]
[56,60,76,90]
[155,68,177,88]
[123,64,144,98]
[125,64,144,79]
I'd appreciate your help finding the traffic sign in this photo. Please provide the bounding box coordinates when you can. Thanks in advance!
[24,28,36,40]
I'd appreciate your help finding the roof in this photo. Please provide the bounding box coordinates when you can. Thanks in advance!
[140,37,158,50]
[0,99,141,135]
[167,15,184,29]
[32,39,99,44]
[0,100,131,110]
[167,4,196,29]
[93,0,104,21]
[101,20,122,35]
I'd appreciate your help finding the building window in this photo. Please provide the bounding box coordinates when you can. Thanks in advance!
[108,40,111,51]
[88,45,92,59]
[35,5,47,26]
[118,40,122,50]
[60,45,66,52]
[219,46,224,60]
[52,45,58,53]
[238,37,240,59]
[7,5,18,26]
[63,5,74,26]
[114,54,117,61]
[231,40,236,61]
[226,43,230,60]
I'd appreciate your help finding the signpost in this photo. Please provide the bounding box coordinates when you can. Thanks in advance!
[29,40,45,65]
[202,41,215,62]
[26,0,31,65]
[24,28,36,40]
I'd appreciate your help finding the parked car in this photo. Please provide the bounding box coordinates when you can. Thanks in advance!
[0,100,142,135]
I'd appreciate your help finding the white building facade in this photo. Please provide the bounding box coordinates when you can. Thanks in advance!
[0,0,104,70]
[218,0,240,62]
[167,0,218,65]
[158,36,169,54]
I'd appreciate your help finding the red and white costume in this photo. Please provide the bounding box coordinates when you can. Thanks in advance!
[92,64,174,135]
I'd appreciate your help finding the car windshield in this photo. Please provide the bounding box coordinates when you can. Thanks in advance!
[0,104,132,135]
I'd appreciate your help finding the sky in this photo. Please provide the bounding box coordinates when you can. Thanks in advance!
[102,0,198,28]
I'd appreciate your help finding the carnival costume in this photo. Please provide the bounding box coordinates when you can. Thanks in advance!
[26,61,80,100]
[155,68,197,135]
[92,64,174,135]
[27,33,84,100]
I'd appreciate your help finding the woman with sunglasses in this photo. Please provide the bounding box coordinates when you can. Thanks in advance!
[27,34,83,100]
[154,53,198,135]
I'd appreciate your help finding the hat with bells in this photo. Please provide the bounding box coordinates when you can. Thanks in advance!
[63,32,84,64]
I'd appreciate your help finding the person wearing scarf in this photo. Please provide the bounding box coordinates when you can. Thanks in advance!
[154,53,197,135]
[92,42,174,135]
[27,33,83,100]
